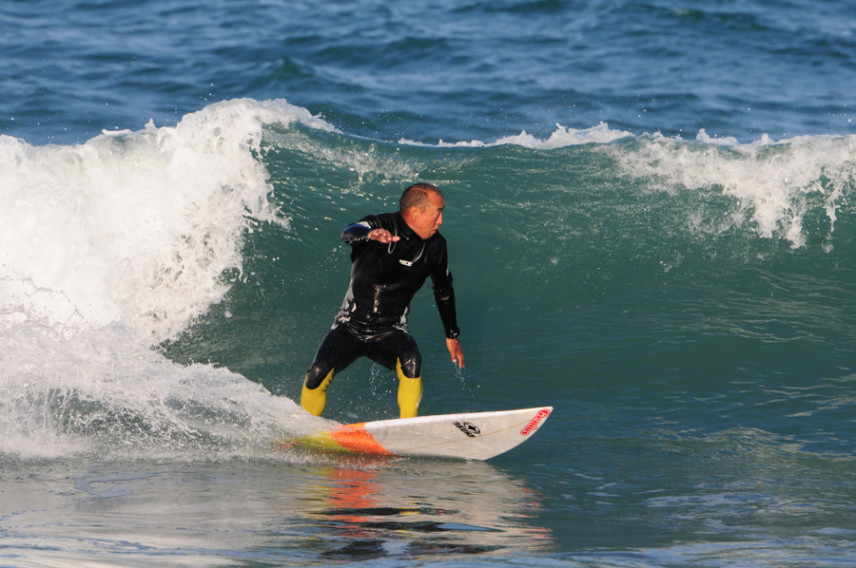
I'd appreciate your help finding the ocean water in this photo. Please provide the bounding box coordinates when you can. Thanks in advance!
[2,1,856,566]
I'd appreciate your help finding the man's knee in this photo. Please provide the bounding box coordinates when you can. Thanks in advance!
[398,351,421,378]
[305,362,333,389]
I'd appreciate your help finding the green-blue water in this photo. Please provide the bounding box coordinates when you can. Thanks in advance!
[3,1,856,566]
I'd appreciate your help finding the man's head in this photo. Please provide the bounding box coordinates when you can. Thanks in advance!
[400,183,445,239]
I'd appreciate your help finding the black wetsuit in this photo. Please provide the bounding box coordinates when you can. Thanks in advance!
[305,211,460,387]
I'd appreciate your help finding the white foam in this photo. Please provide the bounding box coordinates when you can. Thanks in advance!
[0,98,333,341]
[0,320,313,460]
[401,123,855,248]
[0,99,335,459]
[400,121,634,148]
[611,131,856,247]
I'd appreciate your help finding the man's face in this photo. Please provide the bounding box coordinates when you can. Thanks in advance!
[406,191,445,240]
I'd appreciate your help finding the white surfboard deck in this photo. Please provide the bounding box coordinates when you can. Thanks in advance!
[283,406,552,460]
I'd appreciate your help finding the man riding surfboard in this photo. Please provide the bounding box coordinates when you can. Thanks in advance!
[300,183,465,418]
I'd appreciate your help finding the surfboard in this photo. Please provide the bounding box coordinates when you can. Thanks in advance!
[281,406,552,460]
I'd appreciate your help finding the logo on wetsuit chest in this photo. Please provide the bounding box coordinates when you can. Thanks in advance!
[390,238,425,268]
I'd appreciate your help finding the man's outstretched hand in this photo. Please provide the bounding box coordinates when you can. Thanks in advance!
[368,228,400,243]
[446,337,465,368]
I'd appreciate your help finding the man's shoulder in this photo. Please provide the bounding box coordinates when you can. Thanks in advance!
[425,231,448,260]
[359,212,399,228]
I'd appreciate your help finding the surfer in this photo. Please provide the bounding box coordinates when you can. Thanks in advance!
[301,182,465,418]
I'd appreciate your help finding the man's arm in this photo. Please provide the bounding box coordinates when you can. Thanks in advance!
[435,284,465,368]
[342,220,400,244]
[432,246,464,368]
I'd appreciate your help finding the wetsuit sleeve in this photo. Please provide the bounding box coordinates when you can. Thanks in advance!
[432,247,460,339]
[341,220,373,244]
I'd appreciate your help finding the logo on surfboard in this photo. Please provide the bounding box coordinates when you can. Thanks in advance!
[454,421,482,438]
[520,408,551,436]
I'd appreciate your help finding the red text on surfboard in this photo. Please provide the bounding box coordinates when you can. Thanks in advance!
[520,408,551,436]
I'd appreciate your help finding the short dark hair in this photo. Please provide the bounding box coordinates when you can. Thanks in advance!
[400,183,441,213]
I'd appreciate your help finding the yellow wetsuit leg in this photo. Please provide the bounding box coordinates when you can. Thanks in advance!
[396,359,422,419]
[300,369,334,416]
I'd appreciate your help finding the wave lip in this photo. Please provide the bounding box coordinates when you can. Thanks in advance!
[0,99,329,341]
[0,99,337,460]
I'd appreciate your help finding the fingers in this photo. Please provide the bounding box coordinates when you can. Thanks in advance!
[368,228,400,243]
[446,338,465,368]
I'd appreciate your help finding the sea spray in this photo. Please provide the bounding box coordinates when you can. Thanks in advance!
[610,131,856,248]
[0,320,311,460]
[0,99,333,340]
[0,100,336,459]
